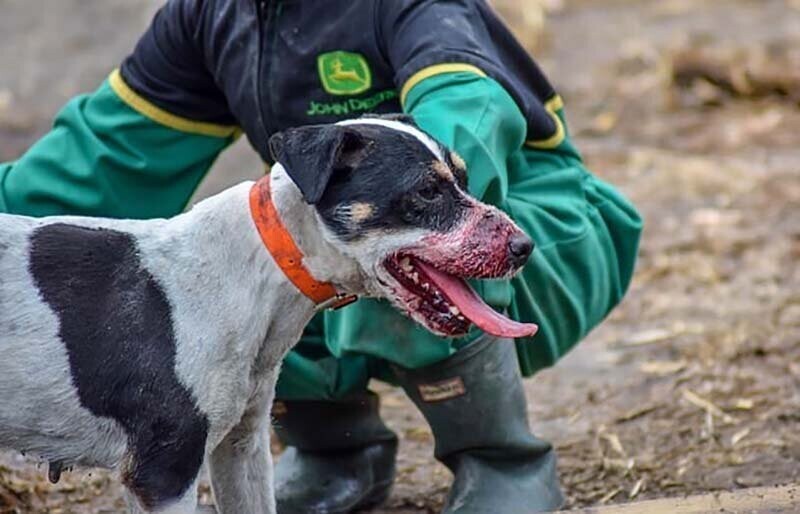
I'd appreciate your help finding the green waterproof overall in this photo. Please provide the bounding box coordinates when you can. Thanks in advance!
[0,2,642,401]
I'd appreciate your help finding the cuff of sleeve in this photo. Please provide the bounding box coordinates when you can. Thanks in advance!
[525,94,565,150]
[108,69,241,139]
[401,64,567,151]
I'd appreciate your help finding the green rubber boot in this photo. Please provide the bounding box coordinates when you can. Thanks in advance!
[393,336,565,513]
[272,392,398,514]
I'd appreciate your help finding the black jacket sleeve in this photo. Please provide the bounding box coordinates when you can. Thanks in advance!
[120,0,236,125]
[378,0,561,144]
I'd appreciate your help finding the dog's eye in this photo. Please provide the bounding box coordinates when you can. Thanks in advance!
[417,185,442,202]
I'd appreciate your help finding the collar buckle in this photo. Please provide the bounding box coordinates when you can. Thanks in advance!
[316,293,359,312]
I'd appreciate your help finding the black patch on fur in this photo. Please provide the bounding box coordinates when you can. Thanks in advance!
[322,125,470,240]
[272,118,471,241]
[28,224,208,510]
[269,125,372,204]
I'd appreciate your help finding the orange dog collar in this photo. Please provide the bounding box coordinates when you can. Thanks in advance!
[249,176,358,310]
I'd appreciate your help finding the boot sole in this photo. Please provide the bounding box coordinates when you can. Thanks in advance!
[327,479,393,514]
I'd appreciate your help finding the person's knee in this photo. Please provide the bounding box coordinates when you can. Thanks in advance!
[512,193,642,370]
[593,183,643,303]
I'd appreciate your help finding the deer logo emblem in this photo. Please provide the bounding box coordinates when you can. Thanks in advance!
[318,51,372,96]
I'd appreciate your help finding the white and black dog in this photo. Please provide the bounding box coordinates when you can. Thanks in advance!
[0,116,537,514]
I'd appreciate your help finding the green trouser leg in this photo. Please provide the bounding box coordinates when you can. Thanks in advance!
[273,315,400,514]
[393,335,564,513]
[274,314,375,401]
[271,310,472,513]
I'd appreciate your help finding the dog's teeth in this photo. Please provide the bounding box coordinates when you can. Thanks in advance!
[411,272,419,283]
[422,283,430,290]
[400,257,413,272]
[449,306,461,316]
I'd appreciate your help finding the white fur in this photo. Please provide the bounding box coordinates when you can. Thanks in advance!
[0,165,384,514]
[337,118,445,161]
[0,126,515,513]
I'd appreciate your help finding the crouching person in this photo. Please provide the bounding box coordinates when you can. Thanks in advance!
[0,0,642,512]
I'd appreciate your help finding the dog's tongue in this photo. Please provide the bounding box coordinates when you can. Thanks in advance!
[416,261,539,338]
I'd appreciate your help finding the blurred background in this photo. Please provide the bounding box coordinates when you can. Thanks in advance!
[1,0,798,512]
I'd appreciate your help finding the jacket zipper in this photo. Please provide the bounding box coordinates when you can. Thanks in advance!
[255,0,282,145]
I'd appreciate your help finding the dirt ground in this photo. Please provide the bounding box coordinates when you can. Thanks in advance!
[1,0,799,512]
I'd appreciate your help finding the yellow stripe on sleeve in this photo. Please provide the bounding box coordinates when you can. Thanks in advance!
[525,95,565,150]
[400,65,566,150]
[400,63,487,107]
[108,69,241,138]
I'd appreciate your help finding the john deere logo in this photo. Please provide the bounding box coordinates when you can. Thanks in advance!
[318,51,372,96]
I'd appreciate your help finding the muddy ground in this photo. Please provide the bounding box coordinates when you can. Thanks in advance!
[1,0,798,512]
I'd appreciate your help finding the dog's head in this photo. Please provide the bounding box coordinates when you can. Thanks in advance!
[268,115,538,338]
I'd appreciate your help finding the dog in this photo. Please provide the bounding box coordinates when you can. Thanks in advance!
[0,115,537,514]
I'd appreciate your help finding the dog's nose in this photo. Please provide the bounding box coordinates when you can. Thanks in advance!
[508,233,534,266]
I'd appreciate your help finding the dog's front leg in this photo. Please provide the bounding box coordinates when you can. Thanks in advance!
[209,425,274,514]
[209,386,276,514]
[124,477,201,514]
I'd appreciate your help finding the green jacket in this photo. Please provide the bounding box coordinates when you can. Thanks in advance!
[0,0,642,379]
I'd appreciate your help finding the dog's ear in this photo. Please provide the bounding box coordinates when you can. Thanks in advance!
[269,125,371,204]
